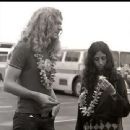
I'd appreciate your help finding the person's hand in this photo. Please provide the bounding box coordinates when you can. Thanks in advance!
[36,92,59,108]
[52,103,60,118]
[98,77,116,95]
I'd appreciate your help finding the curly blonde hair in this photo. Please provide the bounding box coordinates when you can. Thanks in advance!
[20,7,62,54]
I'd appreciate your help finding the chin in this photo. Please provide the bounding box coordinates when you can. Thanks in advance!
[51,36,58,42]
[97,68,104,73]
[53,35,58,39]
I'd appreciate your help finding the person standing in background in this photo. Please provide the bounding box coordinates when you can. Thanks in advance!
[4,7,63,130]
[75,41,130,130]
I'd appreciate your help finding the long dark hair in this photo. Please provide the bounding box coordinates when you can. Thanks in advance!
[81,41,118,92]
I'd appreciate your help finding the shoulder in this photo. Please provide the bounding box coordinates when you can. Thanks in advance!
[14,41,30,51]
[8,41,31,69]
[12,41,31,56]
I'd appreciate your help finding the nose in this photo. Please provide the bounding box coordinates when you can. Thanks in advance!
[99,59,103,65]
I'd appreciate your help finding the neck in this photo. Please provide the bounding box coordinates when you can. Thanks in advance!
[98,70,104,76]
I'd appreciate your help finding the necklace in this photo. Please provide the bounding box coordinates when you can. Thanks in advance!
[79,76,107,117]
[34,53,56,90]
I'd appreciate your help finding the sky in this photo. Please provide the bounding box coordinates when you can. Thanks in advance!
[1,2,130,51]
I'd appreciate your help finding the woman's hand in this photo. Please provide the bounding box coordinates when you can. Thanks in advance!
[98,76,116,95]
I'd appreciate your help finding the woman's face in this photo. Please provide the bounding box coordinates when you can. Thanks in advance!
[94,51,107,72]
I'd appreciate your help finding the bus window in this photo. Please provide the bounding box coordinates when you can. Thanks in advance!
[65,51,80,62]
[0,52,8,62]
[82,51,88,62]
[120,52,130,66]
[0,44,13,48]
[112,51,120,68]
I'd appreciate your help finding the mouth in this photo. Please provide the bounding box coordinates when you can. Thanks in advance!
[97,66,104,70]
[54,32,59,36]
[53,33,59,39]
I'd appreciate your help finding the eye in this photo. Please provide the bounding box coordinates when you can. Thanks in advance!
[101,56,106,61]
[94,57,99,61]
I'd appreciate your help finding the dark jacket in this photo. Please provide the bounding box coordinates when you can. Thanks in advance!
[75,75,130,130]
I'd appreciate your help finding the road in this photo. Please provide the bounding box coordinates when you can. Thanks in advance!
[0,89,79,130]
[0,88,129,130]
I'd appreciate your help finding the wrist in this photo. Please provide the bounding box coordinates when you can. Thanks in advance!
[110,88,116,95]
[31,91,42,101]
[106,85,116,95]
[31,91,38,100]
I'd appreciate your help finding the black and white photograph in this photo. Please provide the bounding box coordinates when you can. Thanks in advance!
[0,2,130,130]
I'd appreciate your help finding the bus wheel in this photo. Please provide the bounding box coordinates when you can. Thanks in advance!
[73,78,81,97]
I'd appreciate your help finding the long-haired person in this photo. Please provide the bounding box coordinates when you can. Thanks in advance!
[75,41,130,130]
[4,7,63,130]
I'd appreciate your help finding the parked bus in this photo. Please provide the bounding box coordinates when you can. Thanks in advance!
[0,43,129,95]
[54,49,130,96]
[53,49,120,96]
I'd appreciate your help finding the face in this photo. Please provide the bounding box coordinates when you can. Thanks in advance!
[94,51,107,72]
[52,16,62,39]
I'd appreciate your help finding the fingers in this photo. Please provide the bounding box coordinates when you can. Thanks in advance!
[49,97,57,102]
[102,79,114,89]
[52,105,60,117]
[42,102,59,108]
[98,82,107,90]
[98,79,116,93]
[98,80,109,90]
[47,97,59,106]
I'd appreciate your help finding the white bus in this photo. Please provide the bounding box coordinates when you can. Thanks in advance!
[0,44,129,95]
[53,49,122,96]
[53,49,87,96]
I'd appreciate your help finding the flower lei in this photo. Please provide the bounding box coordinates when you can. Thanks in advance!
[34,53,57,90]
[79,76,107,117]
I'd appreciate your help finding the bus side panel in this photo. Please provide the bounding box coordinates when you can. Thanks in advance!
[53,72,77,92]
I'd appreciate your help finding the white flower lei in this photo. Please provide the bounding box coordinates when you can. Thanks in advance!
[34,53,57,90]
[79,76,107,117]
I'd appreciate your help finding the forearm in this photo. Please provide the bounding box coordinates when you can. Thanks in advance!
[4,80,38,100]
[110,92,130,117]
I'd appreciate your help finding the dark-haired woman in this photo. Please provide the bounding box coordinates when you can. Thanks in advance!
[75,41,130,130]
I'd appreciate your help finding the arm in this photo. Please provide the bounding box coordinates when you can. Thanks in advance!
[4,66,35,97]
[4,65,58,107]
[110,77,130,117]
[98,76,130,117]
[93,76,129,119]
